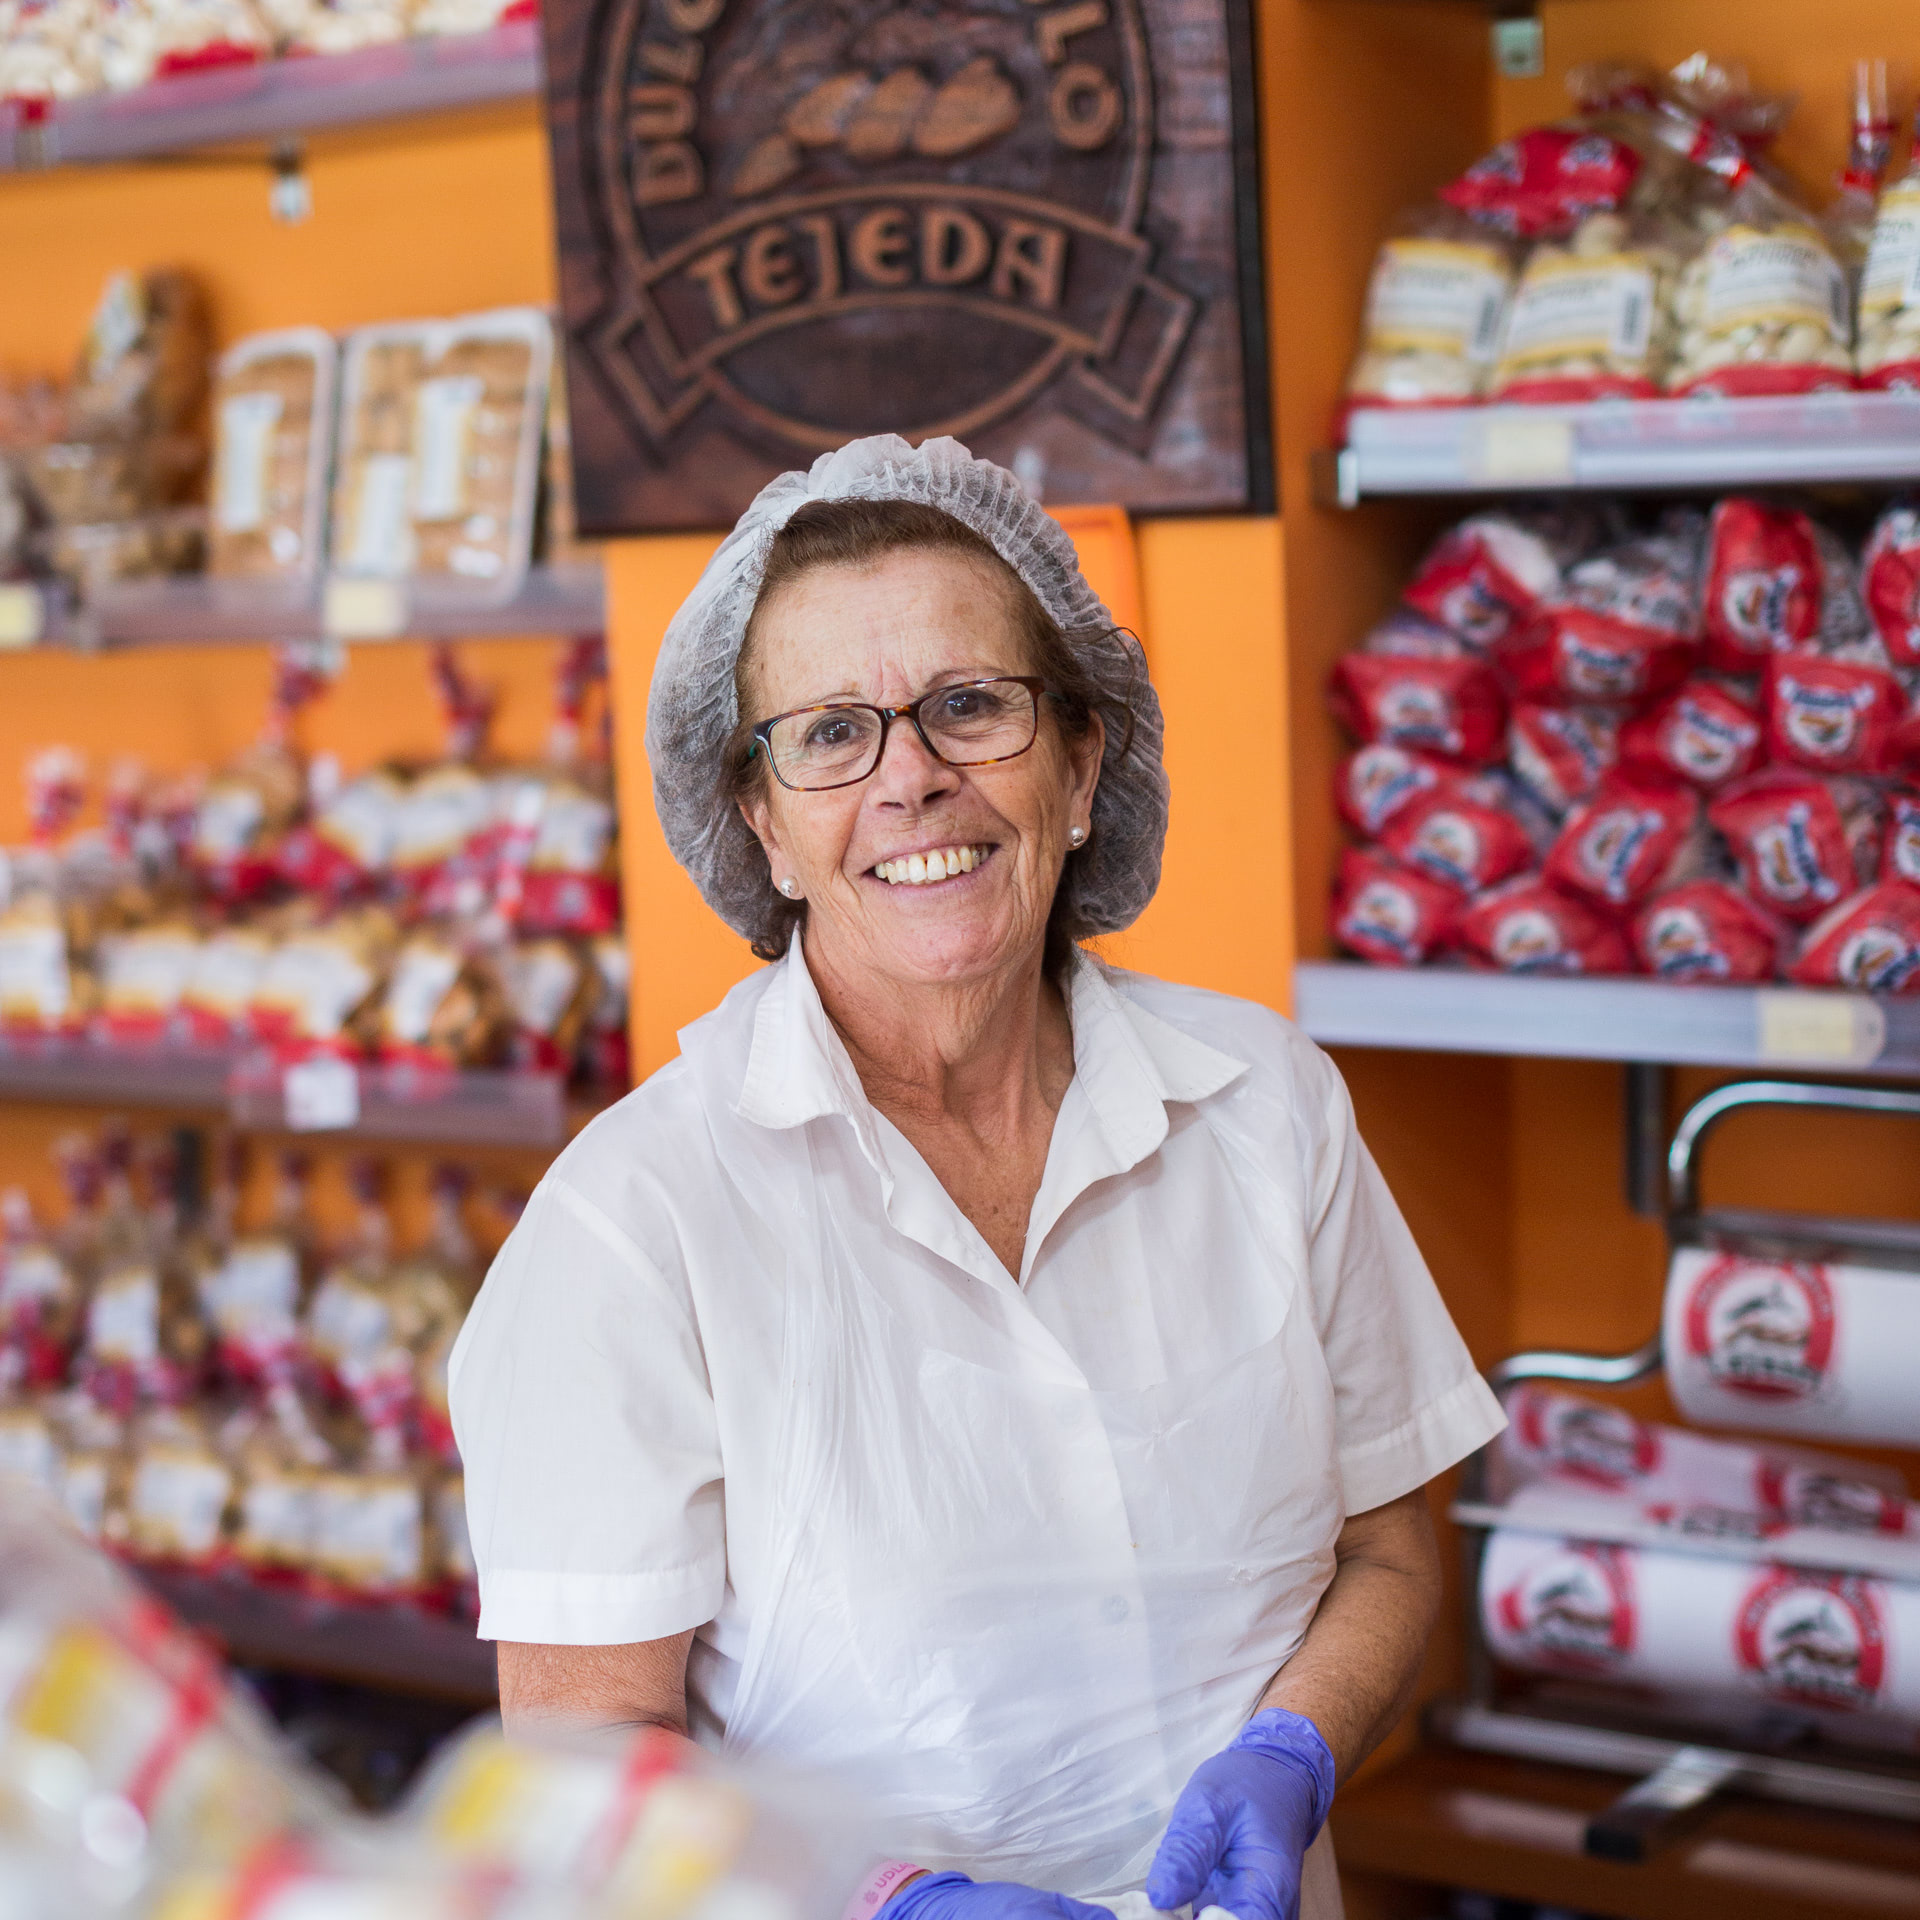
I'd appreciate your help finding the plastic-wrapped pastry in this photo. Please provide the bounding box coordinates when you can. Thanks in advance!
[250,904,397,1056]
[0,1191,82,1395]
[376,927,509,1068]
[209,328,338,582]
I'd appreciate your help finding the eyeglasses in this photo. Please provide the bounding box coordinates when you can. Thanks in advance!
[750,676,1047,792]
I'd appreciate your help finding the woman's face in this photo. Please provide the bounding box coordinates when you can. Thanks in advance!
[739,546,1104,994]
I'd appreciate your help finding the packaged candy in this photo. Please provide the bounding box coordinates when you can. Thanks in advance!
[581,935,631,1088]
[1400,512,1578,652]
[1790,881,1920,991]
[1490,208,1688,402]
[1507,703,1621,815]
[1327,653,1506,765]
[0,1192,81,1395]
[1633,880,1785,983]
[1651,107,1855,397]
[1380,788,1533,895]
[250,907,396,1058]
[1709,768,1881,923]
[1885,790,1920,887]
[200,1210,306,1398]
[391,763,497,911]
[0,892,88,1036]
[1455,876,1633,975]
[1763,649,1904,775]
[1333,743,1454,837]
[1545,774,1704,910]
[180,921,272,1043]
[1330,848,1460,967]
[96,918,200,1041]
[499,937,593,1073]
[1701,499,1871,671]
[1343,221,1515,409]
[0,1398,59,1497]
[1861,501,1920,666]
[208,328,337,584]
[276,764,406,902]
[377,929,508,1069]
[309,1462,432,1597]
[1359,609,1472,660]
[1856,102,1920,389]
[1500,521,1702,706]
[1617,676,1761,789]
[126,1406,234,1566]
[190,743,303,904]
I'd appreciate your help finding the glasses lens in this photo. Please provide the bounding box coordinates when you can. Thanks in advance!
[920,680,1038,764]
[768,706,884,788]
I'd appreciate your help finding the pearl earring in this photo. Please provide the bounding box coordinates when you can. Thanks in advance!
[779,878,799,898]
[1068,825,1088,847]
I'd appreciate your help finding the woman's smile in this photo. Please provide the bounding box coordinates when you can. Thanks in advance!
[868,843,999,887]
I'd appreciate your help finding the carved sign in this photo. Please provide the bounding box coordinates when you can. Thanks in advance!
[542,0,1270,531]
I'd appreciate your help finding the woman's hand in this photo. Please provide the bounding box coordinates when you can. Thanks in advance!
[1143,1709,1335,1920]
[887,1872,1108,1920]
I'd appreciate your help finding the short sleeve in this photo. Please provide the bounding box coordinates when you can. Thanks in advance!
[1291,1036,1506,1513]
[449,1174,726,1645]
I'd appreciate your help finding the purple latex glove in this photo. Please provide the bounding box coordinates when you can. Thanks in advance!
[887,1873,1108,1920]
[1144,1709,1337,1920]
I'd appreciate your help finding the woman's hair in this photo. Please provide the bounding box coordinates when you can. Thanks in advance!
[726,498,1136,968]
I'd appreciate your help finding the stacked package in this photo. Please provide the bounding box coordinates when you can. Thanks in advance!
[0,1475,868,1920]
[1345,55,1891,417]
[1478,1385,1920,1753]
[0,635,627,1088]
[0,1123,501,1613]
[1328,494,1920,990]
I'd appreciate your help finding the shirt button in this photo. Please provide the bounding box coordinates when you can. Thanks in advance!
[1102,1594,1130,1624]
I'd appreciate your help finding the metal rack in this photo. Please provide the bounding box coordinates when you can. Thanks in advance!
[1442,1079,1920,1848]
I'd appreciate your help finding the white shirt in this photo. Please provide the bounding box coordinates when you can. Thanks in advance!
[450,943,1503,1890]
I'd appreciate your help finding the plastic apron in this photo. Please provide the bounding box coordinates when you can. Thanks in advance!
[680,1010,1349,1913]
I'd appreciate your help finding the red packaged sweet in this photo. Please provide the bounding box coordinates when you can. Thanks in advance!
[1763,649,1903,774]
[1500,524,1701,706]
[1618,677,1762,789]
[1401,513,1573,651]
[1380,789,1534,895]
[1327,653,1507,765]
[1790,882,1920,991]
[1701,499,1870,671]
[1333,744,1453,837]
[1708,769,1878,924]
[1506,703,1621,815]
[1886,790,1920,886]
[1455,876,1632,975]
[1632,880,1784,983]
[1860,502,1920,666]
[1438,128,1642,239]
[1331,848,1461,967]
[1361,610,1473,659]
[1545,775,1703,910]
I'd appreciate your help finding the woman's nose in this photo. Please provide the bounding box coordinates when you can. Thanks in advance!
[869,715,960,806]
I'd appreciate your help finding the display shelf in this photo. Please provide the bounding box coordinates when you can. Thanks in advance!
[1293,960,1920,1076]
[1322,392,1920,504]
[1331,1745,1920,1920]
[228,1054,569,1148]
[0,1034,238,1109]
[18,563,606,649]
[0,20,542,173]
[137,1564,496,1703]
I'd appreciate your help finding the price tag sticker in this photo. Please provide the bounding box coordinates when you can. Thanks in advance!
[283,1056,361,1131]
[0,585,46,649]
[1755,991,1886,1066]
[1472,414,1575,484]
[323,576,408,641]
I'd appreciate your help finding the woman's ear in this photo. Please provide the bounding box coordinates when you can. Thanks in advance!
[738,788,787,876]
[1067,711,1106,821]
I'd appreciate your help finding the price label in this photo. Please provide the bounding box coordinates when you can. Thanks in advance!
[1755,991,1886,1066]
[323,576,408,641]
[0,585,46,649]
[283,1055,361,1131]
[1471,414,1574,484]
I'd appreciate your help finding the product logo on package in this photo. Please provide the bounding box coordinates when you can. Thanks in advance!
[1496,1542,1635,1671]
[582,0,1194,456]
[1643,904,1728,980]
[1684,1254,1836,1400]
[1735,1569,1885,1711]
[1514,1386,1661,1489]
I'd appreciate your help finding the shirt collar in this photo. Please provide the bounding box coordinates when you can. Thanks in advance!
[733,935,1248,1167]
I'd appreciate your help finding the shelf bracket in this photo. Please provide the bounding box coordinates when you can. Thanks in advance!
[1622,1060,1669,1218]
[270,140,311,224]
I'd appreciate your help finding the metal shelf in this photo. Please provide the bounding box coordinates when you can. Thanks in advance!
[137,1564,494,1703]
[11,563,605,649]
[1293,961,1920,1077]
[0,1036,572,1147]
[1324,392,1920,503]
[0,20,541,172]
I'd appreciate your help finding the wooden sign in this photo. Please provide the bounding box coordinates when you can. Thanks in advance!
[541,0,1271,531]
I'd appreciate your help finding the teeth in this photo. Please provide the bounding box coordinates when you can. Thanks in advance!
[874,845,989,886]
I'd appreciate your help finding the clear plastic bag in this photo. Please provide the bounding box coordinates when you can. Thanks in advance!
[1858,104,1920,389]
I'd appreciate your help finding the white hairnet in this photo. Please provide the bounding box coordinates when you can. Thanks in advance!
[646,434,1169,952]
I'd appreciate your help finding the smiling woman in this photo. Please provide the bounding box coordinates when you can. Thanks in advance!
[448,435,1504,1920]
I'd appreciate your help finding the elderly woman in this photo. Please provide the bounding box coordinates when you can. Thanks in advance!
[450,436,1503,1920]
